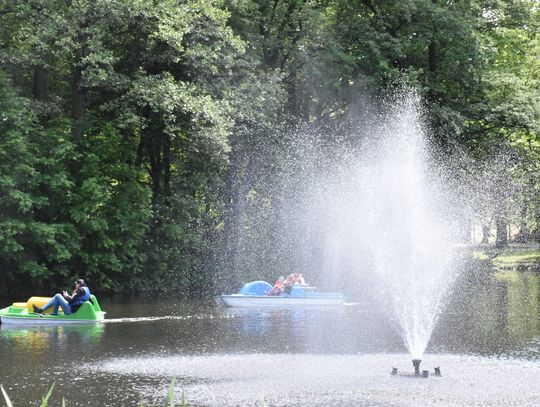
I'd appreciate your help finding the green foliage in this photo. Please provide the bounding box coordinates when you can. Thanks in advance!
[40,383,55,407]
[0,384,13,407]
[0,73,76,288]
[462,0,540,240]
[0,379,184,406]
[0,0,539,293]
[69,125,152,290]
[165,378,176,407]
[0,0,243,293]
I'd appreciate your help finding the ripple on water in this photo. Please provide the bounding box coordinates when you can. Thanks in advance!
[87,353,540,406]
[102,314,237,323]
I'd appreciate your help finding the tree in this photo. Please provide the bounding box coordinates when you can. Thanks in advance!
[465,0,540,245]
[0,72,79,292]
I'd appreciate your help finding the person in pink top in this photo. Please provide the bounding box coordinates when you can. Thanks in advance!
[268,276,285,296]
[283,272,306,294]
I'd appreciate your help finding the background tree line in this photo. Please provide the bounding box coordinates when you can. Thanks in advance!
[0,0,538,295]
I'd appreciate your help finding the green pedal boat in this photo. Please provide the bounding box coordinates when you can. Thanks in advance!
[0,295,106,325]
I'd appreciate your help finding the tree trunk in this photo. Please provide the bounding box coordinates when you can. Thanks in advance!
[286,69,300,119]
[495,216,508,248]
[71,14,90,143]
[163,133,171,198]
[428,41,437,74]
[481,223,490,244]
[32,65,48,101]
[514,205,530,243]
[71,64,86,142]
[535,212,540,245]
[428,0,438,75]
[137,110,172,204]
[33,64,50,126]
[149,125,162,198]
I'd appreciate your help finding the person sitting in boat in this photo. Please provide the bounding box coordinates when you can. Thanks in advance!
[267,276,285,296]
[33,279,91,316]
[283,272,306,294]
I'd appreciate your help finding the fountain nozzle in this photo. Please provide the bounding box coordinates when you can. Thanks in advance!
[412,359,421,376]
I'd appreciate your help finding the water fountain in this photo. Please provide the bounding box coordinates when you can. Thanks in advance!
[290,92,461,373]
[365,94,459,374]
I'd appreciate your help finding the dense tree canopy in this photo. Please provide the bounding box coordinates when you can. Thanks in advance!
[0,0,538,295]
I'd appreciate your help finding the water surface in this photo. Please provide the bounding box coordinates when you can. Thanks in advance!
[1,269,540,406]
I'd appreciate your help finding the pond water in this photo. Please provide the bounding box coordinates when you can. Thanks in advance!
[1,269,540,406]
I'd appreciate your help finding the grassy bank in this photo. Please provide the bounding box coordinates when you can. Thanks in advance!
[472,244,540,270]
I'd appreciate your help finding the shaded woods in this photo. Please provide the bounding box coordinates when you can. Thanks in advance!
[0,0,539,295]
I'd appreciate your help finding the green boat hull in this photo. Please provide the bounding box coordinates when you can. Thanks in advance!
[0,295,106,325]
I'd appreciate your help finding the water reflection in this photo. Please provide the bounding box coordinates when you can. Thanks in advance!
[433,269,540,356]
[0,323,104,353]
[222,306,347,337]
[496,271,539,339]
[218,305,374,355]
